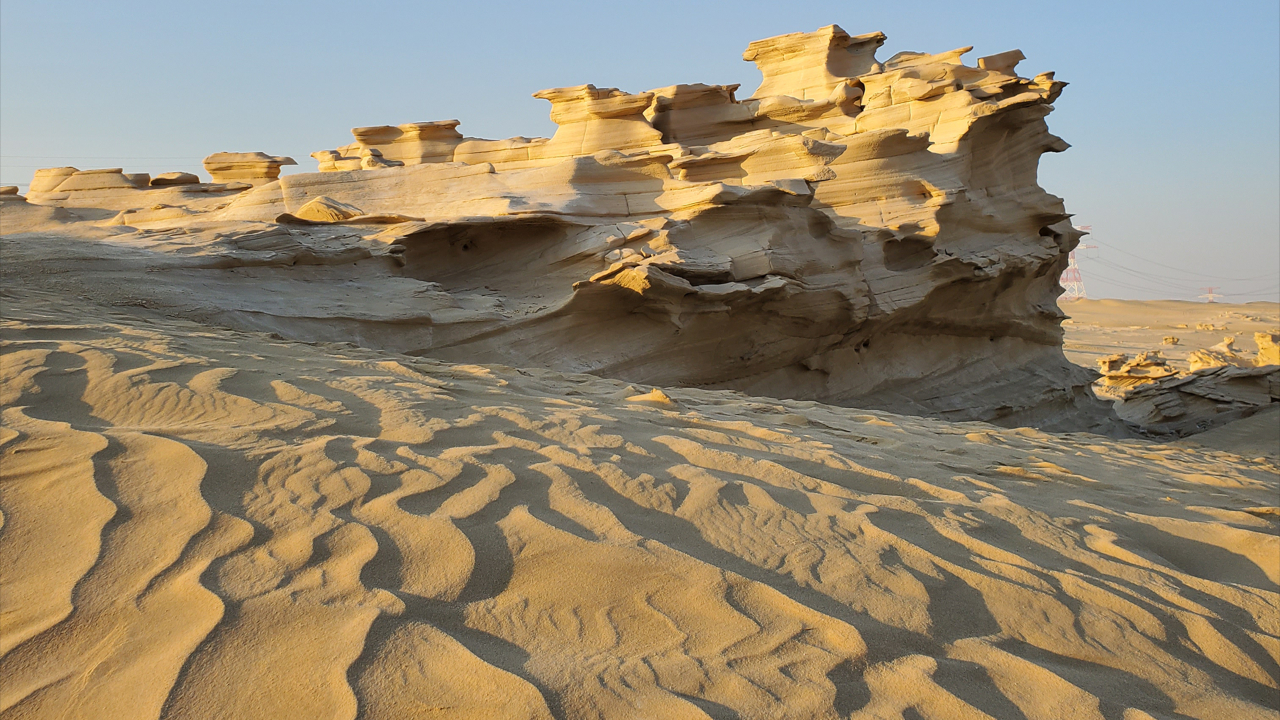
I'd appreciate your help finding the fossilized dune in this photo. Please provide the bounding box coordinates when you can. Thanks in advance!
[9,24,1100,432]
[4,22,1278,720]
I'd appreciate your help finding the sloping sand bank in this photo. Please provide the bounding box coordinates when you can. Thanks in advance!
[2,287,1278,720]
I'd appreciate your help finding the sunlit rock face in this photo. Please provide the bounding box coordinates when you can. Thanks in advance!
[12,24,1110,431]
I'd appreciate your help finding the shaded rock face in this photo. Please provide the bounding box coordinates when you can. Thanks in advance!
[1093,339,1280,436]
[1115,365,1280,436]
[9,24,1111,431]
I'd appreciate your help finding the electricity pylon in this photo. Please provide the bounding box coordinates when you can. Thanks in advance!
[1060,225,1097,301]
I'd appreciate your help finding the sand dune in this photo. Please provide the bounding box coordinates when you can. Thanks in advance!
[2,287,1277,719]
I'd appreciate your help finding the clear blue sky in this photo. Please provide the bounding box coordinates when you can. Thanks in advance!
[3,0,1277,301]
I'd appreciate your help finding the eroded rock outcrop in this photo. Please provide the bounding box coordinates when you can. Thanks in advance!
[150,171,200,187]
[1188,336,1251,371]
[1114,365,1280,436]
[21,161,271,210]
[1254,332,1280,366]
[203,151,297,186]
[7,24,1110,431]
[1090,335,1280,435]
[1095,351,1178,399]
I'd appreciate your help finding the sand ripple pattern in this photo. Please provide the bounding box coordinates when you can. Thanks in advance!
[2,293,1278,720]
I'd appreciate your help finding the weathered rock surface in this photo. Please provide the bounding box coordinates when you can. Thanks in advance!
[1188,336,1251,371]
[1095,351,1178,399]
[1254,332,1280,366]
[292,195,364,223]
[5,24,1113,431]
[1089,335,1280,435]
[150,171,201,187]
[203,151,297,186]
[1114,364,1280,436]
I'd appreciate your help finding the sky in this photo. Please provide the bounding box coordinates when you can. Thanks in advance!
[2,0,1277,302]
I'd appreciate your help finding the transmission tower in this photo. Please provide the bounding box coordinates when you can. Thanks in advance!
[1059,225,1097,302]
[1199,287,1221,303]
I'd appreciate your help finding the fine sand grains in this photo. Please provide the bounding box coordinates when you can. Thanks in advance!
[2,288,1278,720]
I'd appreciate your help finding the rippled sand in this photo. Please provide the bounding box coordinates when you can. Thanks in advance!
[2,288,1277,719]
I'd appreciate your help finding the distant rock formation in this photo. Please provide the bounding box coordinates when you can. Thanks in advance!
[203,152,296,186]
[7,24,1112,431]
[1254,332,1280,366]
[1095,351,1178,399]
[150,171,200,187]
[1189,336,1253,372]
[1092,336,1280,435]
[1114,365,1280,436]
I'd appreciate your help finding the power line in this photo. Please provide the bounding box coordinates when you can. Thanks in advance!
[1083,261,1202,294]
[1080,263,1226,297]
[1082,268,1198,297]
[1065,226,1279,301]
[1089,237,1280,282]
[1087,257,1205,293]
[1084,265,1278,300]
[1084,255,1279,295]
[1220,285,1280,297]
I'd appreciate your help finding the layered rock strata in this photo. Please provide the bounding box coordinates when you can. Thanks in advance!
[1092,334,1280,435]
[1114,365,1280,436]
[203,151,297,186]
[7,24,1108,430]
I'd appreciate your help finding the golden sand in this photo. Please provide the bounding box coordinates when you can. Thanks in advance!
[2,288,1277,718]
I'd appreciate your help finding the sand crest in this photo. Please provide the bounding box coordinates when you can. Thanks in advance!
[2,287,1277,719]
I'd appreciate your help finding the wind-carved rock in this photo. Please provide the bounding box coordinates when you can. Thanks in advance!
[203,152,297,186]
[743,25,886,101]
[150,171,201,187]
[12,24,1112,431]
[535,85,665,157]
[1255,332,1280,366]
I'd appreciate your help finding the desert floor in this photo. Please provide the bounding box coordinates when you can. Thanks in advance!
[2,288,1278,720]
[1062,299,1279,371]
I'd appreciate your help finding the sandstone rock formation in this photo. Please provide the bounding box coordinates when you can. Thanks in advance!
[1089,335,1280,435]
[150,171,200,187]
[5,24,1109,431]
[27,166,78,193]
[1188,336,1253,372]
[1255,332,1280,366]
[1094,351,1178,399]
[41,167,135,192]
[1114,364,1280,436]
[292,195,364,223]
[20,163,259,211]
[203,151,296,186]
